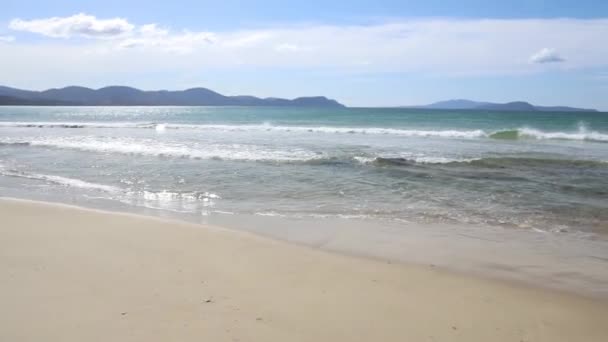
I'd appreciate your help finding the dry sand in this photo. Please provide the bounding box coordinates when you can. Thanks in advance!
[1,198,607,341]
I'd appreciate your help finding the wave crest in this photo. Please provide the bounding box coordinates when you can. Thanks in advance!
[3,121,607,142]
[3,136,605,168]
[489,127,608,142]
[0,137,321,162]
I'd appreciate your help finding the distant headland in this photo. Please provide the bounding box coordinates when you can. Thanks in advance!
[405,99,597,112]
[0,85,345,108]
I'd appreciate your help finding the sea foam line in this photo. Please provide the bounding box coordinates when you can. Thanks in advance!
[0,168,223,206]
[2,121,607,141]
[2,137,605,167]
[0,121,157,129]
[0,136,322,162]
[0,136,482,164]
[0,121,488,138]
[0,169,121,192]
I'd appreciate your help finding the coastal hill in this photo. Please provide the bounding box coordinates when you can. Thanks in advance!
[0,85,345,107]
[409,99,597,112]
[0,95,77,106]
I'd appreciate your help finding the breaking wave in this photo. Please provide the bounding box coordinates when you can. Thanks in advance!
[0,137,321,162]
[369,156,608,169]
[2,136,606,168]
[488,127,608,142]
[0,136,487,165]
[0,122,159,129]
[2,121,607,142]
[0,121,487,138]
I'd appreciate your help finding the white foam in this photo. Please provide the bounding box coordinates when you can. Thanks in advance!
[353,155,481,165]
[353,156,376,164]
[119,190,222,214]
[133,190,221,202]
[0,136,488,165]
[412,156,481,164]
[0,136,321,162]
[0,121,154,129]
[168,124,487,139]
[0,169,120,192]
[0,121,487,138]
[254,211,287,217]
[211,210,235,215]
[3,121,608,142]
[518,127,608,142]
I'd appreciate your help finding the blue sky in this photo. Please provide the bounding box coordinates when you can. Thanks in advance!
[1,0,608,109]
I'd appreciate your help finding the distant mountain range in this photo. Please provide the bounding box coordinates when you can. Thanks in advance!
[408,99,597,112]
[0,85,345,107]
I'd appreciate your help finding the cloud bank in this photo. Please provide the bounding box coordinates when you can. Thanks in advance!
[9,13,134,38]
[2,14,608,84]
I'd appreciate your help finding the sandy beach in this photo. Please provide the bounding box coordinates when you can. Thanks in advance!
[1,198,608,342]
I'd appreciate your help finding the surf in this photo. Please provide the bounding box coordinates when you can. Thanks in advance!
[489,127,608,142]
[3,120,608,142]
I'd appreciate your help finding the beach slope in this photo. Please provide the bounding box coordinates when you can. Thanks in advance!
[1,198,607,341]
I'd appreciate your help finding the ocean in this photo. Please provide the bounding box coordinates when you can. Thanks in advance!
[1,106,607,233]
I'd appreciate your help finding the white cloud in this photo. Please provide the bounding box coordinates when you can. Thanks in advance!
[7,13,215,52]
[222,32,272,48]
[119,31,216,53]
[9,13,134,38]
[139,24,169,37]
[530,48,565,64]
[0,35,15,43]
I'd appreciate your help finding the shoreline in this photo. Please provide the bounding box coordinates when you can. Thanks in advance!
[1,197,608,341]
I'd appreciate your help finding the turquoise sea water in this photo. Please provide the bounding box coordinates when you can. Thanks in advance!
[1,106,607,234]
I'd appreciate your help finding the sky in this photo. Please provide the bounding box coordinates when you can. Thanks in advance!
[1,0,608,109]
